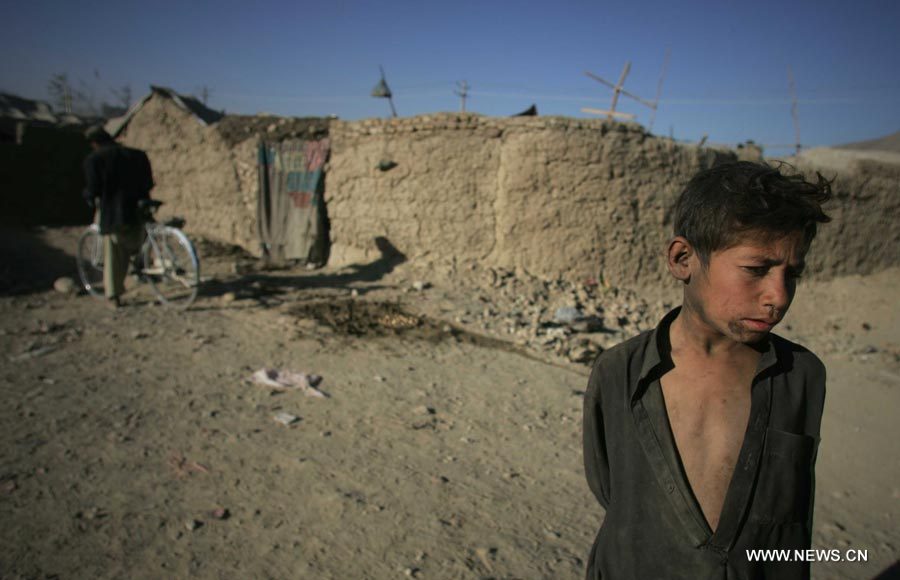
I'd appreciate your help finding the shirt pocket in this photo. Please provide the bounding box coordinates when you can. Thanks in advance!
[748,428,817,525]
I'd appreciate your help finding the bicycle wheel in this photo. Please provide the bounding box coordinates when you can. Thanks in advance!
[76,226,105,298]
[142,227,200,309]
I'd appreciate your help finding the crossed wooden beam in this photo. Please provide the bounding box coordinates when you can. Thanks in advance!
[583,51,669,127]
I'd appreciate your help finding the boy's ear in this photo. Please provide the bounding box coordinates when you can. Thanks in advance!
[666,236,695,283]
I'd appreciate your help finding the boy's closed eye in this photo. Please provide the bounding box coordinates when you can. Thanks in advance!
[742,265,804,279]
[743,266,770,276]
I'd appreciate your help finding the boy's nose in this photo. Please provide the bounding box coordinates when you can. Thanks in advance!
[762,273,793,315]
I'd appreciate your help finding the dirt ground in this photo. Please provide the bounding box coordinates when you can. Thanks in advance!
[0,226,897,580]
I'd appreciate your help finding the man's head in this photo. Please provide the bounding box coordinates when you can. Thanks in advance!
[667,161,832,343]
[84,126,114,149]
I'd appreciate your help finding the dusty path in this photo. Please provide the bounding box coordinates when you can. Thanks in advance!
[0,226,897,579]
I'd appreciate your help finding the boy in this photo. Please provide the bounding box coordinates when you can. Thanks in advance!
[583,161,832,579]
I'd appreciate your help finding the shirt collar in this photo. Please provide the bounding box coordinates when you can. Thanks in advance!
[634,306,780,400]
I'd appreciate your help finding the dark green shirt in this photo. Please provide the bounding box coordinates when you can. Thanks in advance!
[583,308,826,580]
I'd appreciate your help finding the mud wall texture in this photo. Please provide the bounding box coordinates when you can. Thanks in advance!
[328,114,899,287]
[116,103,899,288]
[793,156,900,279]
[116,97,260,255]
[327,115,734,287]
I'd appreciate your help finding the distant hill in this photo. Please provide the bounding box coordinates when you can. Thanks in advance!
[835,130,900,153]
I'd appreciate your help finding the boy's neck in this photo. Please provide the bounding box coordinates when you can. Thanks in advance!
[671,303,762,359]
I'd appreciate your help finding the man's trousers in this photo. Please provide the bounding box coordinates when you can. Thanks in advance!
[103,225,143,299]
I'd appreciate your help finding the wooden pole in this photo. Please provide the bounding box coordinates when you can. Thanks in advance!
[388,96,398,118]
[649,48,671,132]
[584,61,656,122]
[787,65,801,155]
[581,107,636,120]
[608,61,631,119]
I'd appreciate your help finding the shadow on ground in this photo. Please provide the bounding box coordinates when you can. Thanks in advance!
[199,236,407,301]
[0,226,79,296]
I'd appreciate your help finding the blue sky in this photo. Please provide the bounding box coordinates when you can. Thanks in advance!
[3,0,898,152]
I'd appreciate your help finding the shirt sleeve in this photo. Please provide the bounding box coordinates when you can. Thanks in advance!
[82,155,99,206]
[583,357,612,510]
[806,358,827,535]
[139,150,154,196]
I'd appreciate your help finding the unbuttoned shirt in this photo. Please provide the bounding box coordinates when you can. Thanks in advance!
[583,307,826,580]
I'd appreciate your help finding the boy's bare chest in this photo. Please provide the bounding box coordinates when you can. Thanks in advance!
[659,363,754,530]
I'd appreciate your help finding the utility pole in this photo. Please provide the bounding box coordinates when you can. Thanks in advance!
[454,80,469,112]
[787,65,801,155]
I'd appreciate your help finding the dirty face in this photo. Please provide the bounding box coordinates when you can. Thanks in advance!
[684,231,808,344]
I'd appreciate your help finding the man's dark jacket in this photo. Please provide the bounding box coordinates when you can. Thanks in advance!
[83,143,154,234]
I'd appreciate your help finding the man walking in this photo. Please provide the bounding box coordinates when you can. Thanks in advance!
[82,126,154,308]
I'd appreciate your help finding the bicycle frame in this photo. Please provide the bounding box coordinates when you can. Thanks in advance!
[77,214,200,308]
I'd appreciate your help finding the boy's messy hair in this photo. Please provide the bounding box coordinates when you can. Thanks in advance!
[673,161,832,264]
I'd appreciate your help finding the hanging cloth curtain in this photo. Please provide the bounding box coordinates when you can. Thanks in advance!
[257,137,331,264]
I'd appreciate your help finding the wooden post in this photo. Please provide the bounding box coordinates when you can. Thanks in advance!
[584,60,656,123]
[648,48,671,131]
[787,65,801,155]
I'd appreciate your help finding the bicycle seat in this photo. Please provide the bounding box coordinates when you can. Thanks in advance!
[138,199,164,210]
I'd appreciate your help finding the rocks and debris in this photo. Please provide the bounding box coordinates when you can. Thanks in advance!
[250,368,327,398]
[389,261,675,366]
[553,306,583,324]
[567,346,599,363]
[473,547,497,572]
[1,478,18,494]
[9,344,59,362]
[77,507,107,520]
[210,507,230,520]
[53,277,77,294]
[273,412,301,426]
[168,451,210,478]
[185,519,203,531]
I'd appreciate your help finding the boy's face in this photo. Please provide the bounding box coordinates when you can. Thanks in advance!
[684,230,807,344]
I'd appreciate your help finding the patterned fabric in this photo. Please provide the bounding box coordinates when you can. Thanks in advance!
[257,138,330,262]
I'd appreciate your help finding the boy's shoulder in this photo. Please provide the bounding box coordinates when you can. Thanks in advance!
[768,332,827,389]
[594,328,655,369]
[586,327,657,400]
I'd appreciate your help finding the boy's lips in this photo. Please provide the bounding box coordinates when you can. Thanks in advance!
[743,318,777,331]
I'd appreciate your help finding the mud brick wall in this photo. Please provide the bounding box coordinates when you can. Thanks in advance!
[116,97,260,254]
[327,114,732,287]
[116,103,900,288]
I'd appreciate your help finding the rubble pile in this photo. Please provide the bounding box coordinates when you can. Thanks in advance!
[401,261,675,366]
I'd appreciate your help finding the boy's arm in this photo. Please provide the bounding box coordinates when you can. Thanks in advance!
[583,358,611,510]
[806,361,827,536]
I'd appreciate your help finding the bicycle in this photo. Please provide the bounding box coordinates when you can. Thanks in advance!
[76,200,201,309]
